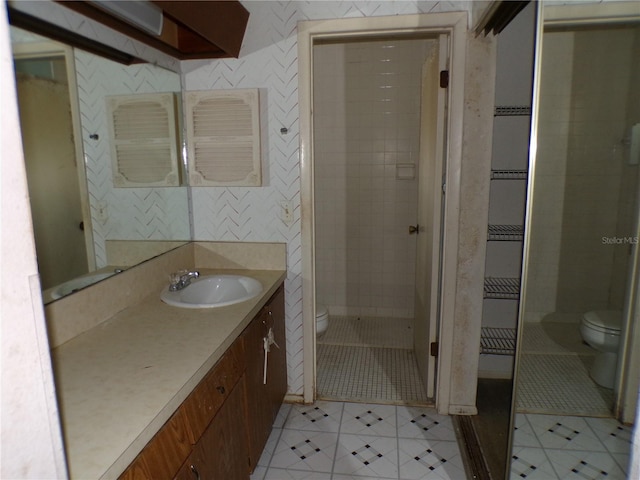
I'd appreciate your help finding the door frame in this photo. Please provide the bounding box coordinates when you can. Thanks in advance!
[12,40,96,273]
[298,12,467,413]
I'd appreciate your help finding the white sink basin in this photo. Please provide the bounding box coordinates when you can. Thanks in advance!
[160,274,263,309]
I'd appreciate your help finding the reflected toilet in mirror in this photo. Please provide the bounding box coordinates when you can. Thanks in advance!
[508,2,639,479]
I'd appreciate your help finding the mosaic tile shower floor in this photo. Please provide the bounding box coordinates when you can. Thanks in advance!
[317,316,428,405]
[250,401,466,480]
[516,321,613,416]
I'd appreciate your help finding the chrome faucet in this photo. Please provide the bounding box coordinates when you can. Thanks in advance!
[168,270,200,291]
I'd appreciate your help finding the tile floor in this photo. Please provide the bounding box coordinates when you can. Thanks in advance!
[516,321,613,416]
[317,316,429,405]
[251,400,466,480]
[510,413,632,479]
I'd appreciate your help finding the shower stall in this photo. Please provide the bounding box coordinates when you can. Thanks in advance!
[312,37,437,405]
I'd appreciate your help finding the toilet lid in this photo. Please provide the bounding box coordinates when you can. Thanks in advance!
[583,310,622,332]
[316,305,328,318]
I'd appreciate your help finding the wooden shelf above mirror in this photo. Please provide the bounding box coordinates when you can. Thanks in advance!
[56,0,249,60]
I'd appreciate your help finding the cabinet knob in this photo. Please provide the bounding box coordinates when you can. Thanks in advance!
[216,385,225,395]
[190,465,201,480]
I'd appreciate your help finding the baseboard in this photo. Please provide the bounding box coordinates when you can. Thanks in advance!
[284,393,307,404]
[449,404,478,415]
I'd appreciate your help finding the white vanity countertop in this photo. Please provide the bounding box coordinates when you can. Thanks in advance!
[50,268,286,480]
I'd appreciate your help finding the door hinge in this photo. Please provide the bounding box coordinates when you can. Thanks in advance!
[439,70,449,88]
[430,342,439,357]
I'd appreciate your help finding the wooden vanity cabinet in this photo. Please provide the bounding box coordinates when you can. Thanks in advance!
[173,378,248,480]
[243,285,287,470]
[119,283,286,480]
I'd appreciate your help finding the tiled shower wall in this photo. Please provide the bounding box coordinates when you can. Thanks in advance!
[525,26,640,319]
[313,39,434,318]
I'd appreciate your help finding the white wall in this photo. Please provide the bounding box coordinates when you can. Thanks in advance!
[0,2,67,477]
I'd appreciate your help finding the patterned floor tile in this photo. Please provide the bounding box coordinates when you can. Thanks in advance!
[397,405,456,441]
[398,438,466,480]
[250,465,267,480]
[263,468,332,479]
[509,446,560,479]
[274,403,293,428]
[584,417,633,454]
[340,402,397,437]
[270,429,338,472]
[333,433,399,478]
[544,449,627,480]
[512,413,541,448]
[283,401,344,433]
[258,427,282,466]
[611,452,631,473]
[526,414,607,452]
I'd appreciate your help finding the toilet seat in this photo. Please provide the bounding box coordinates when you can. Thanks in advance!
[582,310,621,335]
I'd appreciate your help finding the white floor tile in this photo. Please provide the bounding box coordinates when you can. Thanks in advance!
[398,438,466,480]
[526,414,606,452]
[270,429,338,472]
[250,465,267,480]
[274,403,293,428]
[512,414,541,448]
[510,446,559,479]
[340,402,397,437]
[396,405,456,441]
[333,433,399,478]
[584,417,633,454]
[258,427,282,466]
[263,468,332,479]
[284,401,344,433]
[545,449,627,480]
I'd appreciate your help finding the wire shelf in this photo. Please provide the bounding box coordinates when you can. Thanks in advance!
[484,277,520,299]
[480,327,516,355]
[494,106,532,116]
[487,224,524,241]
[491,170,528,180]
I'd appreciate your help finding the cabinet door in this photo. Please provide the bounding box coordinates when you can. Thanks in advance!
[120,408,192,480]
[243,285,287,470]
[265,286,287,419]
[243,307,272,469]
[174,378,249,480]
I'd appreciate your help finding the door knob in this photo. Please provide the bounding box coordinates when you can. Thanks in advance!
[409,224,419,235]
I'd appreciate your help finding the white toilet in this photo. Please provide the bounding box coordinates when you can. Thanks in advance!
[316,305,329,338]
[580,310,622,389]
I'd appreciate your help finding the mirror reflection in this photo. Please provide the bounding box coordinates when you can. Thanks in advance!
[510,3,639,478]
[10,26,190,303]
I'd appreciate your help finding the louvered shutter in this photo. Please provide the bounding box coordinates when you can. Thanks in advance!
[186,89,262,186]
[106,93,180,187]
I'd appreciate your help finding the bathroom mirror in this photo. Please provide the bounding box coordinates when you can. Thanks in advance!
[10,25,191,304]
[509,1,640,478]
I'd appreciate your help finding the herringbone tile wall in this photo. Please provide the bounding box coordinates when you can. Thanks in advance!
[74,50,188,268]
[184,1,471,395]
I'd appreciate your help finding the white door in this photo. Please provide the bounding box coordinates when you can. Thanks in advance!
[413,35,449,399]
